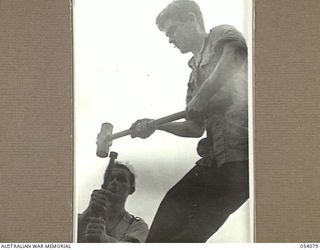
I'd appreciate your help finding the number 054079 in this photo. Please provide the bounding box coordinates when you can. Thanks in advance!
[300,244,319,249]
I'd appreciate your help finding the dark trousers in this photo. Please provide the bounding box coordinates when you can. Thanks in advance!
[146,160,249,242]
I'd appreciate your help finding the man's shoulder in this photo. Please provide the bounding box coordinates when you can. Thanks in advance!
[125,212,148,226]
[209,24,240,35]
[207,25,246,52]
[209,24,244,40]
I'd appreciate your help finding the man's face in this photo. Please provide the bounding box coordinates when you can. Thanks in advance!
[163,19,195,54]
[105,167,132,201]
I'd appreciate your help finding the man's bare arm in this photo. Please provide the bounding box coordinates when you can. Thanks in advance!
[130,118,204,139]
[157,120,205,138]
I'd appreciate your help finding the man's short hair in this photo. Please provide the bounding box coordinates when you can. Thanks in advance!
[104,161,136,188]
[156,0,205,31]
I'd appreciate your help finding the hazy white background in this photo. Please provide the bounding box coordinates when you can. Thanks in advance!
[74,0,252,242]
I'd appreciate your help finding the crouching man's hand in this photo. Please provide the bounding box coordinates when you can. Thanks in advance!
[87,189,110,216]
[85,217,112,243]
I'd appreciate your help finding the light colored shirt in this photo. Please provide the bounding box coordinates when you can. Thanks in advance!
[108,211,149,242]
[77,211,149,243]
[187,25,248,167]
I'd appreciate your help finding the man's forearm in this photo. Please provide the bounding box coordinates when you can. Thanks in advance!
[157,120,204,138]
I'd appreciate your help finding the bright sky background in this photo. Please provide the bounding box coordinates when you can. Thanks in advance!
[74,0,252,243]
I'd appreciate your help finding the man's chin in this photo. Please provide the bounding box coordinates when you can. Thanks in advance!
[177,47,188,54]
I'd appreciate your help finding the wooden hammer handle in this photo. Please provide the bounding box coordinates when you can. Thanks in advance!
[110,110,185,140]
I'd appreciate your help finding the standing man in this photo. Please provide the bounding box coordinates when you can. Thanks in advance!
[131,0,249,242]
[77,162,149,243]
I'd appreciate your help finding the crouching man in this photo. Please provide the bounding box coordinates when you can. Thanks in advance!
[78,162,149,243]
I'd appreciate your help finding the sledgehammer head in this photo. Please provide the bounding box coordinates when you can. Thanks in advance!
[96,123,113,158]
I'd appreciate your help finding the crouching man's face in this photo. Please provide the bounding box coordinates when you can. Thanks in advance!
[105,167,133,202]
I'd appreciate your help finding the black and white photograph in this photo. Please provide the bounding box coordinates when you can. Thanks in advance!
[75,0,253,243]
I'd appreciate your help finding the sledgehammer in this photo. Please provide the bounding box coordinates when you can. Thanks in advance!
[96,110,185,158]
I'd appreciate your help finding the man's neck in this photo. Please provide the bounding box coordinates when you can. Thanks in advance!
[191,30,207,56]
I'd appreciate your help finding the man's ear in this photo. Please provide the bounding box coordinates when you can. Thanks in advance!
[187,12,197,22]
